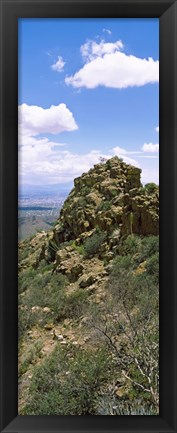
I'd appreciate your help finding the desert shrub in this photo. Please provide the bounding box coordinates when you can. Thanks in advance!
[146,252,159,284]
[144,182,158,195]
[20,271,67,312]
[48,239,59,253]
[77,197,87,207]
[70,241,84,255]
[22,345,111,415]
[37,261,54,273]
[110,189,118,198]
[97,200,111,212]
[56,289,89,321]
[92,238,159,412]
[18,307,31,339]
[19,264,89,340]
[108,255,137,310]
[96,395,158,415]
[123,234,141,255]
[111,254,133,276]
[19,339,43,376]
[81,186,90,196]
[18,245,32,261]
[138,236,159,262]
[18,268,36,294]
[83,230,107,258]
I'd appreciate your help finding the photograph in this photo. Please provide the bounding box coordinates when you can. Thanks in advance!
[18,18,159,416]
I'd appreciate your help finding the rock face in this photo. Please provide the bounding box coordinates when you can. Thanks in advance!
[50,157,159,254]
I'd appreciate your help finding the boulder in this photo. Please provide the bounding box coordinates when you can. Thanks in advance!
[79,274,97,288]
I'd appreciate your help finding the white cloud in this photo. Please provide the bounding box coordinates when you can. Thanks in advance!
[112,145,127,155]
[18,102,158,186]
[19,138,159,186]
[112,147,140,167]
[142,143,159,152]
[112,146,142,155]
[65,38,159,89]
[19,103,78,137]
[51,56,65,72]
[80,39,123,62]
[18,102,79,184]
[139,155,159,159]
[19,147,110,185]
[156,126,159,132]
[103,28,112,35]
[19,142,159,186]
[141,167,159,185]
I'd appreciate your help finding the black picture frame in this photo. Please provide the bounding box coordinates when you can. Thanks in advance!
[0,0,177,432]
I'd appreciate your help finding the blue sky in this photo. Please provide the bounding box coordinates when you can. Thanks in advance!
[18,18,159,187]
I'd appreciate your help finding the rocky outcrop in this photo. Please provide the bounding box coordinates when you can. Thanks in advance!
[49,157,158,257]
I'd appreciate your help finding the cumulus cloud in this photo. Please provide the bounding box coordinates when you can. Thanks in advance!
[51,56,65,72]
[19,147,110,185]
[112,145,128,155]
[18,103,110,184]
[65,38,159,89]
[112,146,142,155]
[19,141,140,186]
[18,103,78,137]
[19,137,158,185]
[156,126,159,132]
[18,101,158,185]
[142,143,159,152]
[18,102,79,184]
[80,39,123,62]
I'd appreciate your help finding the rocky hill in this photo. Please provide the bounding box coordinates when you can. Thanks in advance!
[18,157,159,416]
[52,156,158,242]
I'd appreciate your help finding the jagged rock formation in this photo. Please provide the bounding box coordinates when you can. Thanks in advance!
[50,157,159,255]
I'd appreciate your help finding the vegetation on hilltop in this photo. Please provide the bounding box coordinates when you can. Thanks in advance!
[18,157,159,415]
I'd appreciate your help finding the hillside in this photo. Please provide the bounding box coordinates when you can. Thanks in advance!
[18,157,159,415]
[18,215,56,241]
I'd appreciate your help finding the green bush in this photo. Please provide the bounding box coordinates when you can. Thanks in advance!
[22,345,112,415]
[139,236,159,262]
[97,200,111,212]
[18,307,31,339]
[19,266,88,337]
[48,239,59,253]
[146,252,159,284]
[77,197,87,207]
[81,186,90,196]
[70,241,84,255]
[144,182,158,195]
[56,289,88,322]
[123,234,141,255]
[19,339,43,376]
[83,230,107,258]
[19,271,68,321]
[18,268,36,294]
